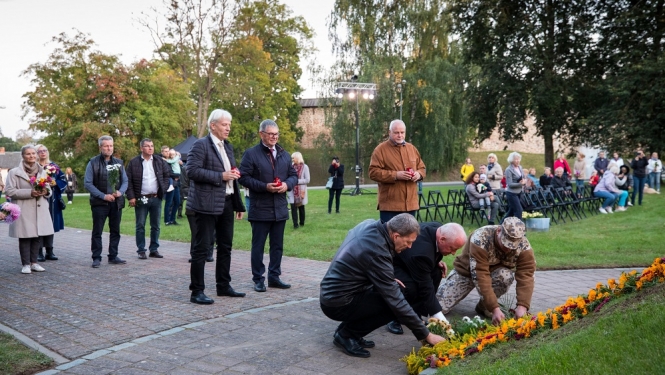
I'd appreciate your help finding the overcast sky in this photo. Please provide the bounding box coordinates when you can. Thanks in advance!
[0,0,335,139]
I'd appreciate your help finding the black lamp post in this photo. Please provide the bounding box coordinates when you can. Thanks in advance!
[335,81,377,196]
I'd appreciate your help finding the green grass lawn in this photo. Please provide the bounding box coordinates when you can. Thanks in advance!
[0,333,52,375]
[61,187,664,269]
[435,282,665,375]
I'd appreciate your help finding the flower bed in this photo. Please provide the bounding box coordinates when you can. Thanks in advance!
[402,257,665,375]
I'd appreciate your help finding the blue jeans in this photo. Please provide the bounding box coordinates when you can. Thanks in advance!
[164,185,180,223]
[135,197,162,253]
[575,179,585,196]
[632,176,647,205]
[594,191,616,208]
[649,172,661,192]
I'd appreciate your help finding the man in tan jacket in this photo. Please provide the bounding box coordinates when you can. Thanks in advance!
[369,119,425,223]
[436,217,536,325]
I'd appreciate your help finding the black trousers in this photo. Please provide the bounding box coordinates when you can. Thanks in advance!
[41,234,54,248]
[321,289,397,340]
[328,189,342,213]
[189,199,235,294]
[290,204,305,226]
[19,237,41,265]
[393,266,443,317]
[186,211,213,259]
[250,220,286,284]
[66,191,74,202]
[90,202,122,260]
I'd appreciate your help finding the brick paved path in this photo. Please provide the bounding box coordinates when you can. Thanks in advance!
[0,225,639,374]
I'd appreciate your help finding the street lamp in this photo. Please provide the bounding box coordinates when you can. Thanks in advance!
[335,80,377,196]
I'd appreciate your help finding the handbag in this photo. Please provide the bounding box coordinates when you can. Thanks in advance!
[59,198,66,211]
[325,177,334,189]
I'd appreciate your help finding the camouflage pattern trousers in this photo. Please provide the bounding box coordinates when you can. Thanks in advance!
[436,268,514,313]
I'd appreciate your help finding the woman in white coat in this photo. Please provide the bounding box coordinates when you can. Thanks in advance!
[5,145,55,274]
[287,152,310,229]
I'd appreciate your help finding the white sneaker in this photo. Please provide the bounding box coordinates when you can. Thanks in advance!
[167,185,174,193]
[21,265,31,274]
[599,208,608,214]
[68,201,72,204]
[31,264,45,272]
[627,201,633,207]
[615,206,627,212]
[607,207,614,214]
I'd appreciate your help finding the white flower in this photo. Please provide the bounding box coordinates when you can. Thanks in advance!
[462,316,472,323]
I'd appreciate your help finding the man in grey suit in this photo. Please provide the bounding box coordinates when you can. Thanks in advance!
[187,109,246,305]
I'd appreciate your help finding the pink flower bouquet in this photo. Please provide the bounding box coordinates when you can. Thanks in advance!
[0,202,21,224]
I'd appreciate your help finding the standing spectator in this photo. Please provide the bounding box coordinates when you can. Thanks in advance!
[125,138,171,260]
[553,153,572,179]
[164,149,182,224]
[5,145,54,274]
[594,151,609,175]
[327,156,344,214]
[287,152,310,229]
[368,119,425,223]
[503,152,526,223]
[594,163,629,213]
[573,152,587,196]
[64,167,78,204]
[460,158,474,183]
[239,119,298,293]
[647,152,662,194]
[630,150,649,205]
[36,144,66,262]
[539,167,553,188]
[84,135,128,268]
[465,172,499,224]
[320,214,446,358]
[486,153,503,190]
[182,157,215,264]
[187,109,246,304]
[611,152,624,167]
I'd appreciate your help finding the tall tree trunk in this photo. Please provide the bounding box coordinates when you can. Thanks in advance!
[543,130,554,169]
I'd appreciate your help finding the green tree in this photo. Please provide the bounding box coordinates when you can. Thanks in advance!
[21,31,194,175]
[449,0,597,168]
[323,0,470,178]
[577,0,665,155]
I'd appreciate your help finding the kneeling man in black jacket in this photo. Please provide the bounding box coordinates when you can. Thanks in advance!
[319,214,447,358]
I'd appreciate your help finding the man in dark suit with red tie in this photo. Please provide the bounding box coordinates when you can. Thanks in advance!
[187,109,246,305]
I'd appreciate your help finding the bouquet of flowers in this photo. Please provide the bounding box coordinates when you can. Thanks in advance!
[44,164,60,185]
[425,318,456,340]
[30,175,53,197]
[0,202,21,224]
[522,211,543,219]
[137,196,149,206]
[106,164,121,188]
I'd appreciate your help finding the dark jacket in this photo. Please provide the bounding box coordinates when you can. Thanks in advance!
[64,173,78,193]
[186,135,245,215]
[617,166,633,191]
[551,175,572,189]
[393,222,444,317]
[631,157,649,178]
[180,162,190,199]
[539,174,552,187]
[125,154,171,200]
[594,157,609,174]
[328,164,345,189]
[320,219,430,340]
[84,154,127,208]
[238,142,297,221]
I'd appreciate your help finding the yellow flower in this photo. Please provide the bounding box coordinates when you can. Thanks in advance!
[608,278,616,289]
[588,289,597,302]
[537,312,546,327]
[551,314,559,330]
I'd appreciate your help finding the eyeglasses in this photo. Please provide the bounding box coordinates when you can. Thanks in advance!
[261,131,280,138]
[37,150,48,153]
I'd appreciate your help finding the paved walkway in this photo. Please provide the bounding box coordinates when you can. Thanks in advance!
[0,225,640,375]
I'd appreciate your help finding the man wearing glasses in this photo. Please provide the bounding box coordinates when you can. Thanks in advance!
[239,120,298,293]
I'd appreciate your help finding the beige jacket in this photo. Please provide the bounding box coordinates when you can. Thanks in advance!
[487,163,504,190]
[5,164,55,238]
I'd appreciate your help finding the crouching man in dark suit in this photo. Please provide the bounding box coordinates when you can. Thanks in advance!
[187,109,246,305]
[385,222,467,334]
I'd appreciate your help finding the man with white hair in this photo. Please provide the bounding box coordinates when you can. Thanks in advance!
[437,217,536,325]
[385,222,467,334]
[369,119,425,223]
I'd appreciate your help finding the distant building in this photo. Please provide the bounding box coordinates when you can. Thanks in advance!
[0,150,22,184]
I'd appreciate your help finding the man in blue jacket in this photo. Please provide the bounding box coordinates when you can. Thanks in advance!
[239,120,298,293]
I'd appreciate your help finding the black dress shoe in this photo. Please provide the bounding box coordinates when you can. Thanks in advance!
[217,287,246,297]
[92,259,101,268]
[149,251,164,258]
[206,257,214,262]
[333,332,370,358]
[138,252,148,260]
[109,257,127,264]
[358,337,375,348]
[268,279,291,289]
[190,293,214,305]
[254,281,266,292]
[386,320,404,335]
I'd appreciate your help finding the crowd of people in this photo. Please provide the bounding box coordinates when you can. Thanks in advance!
[3,111,660,361]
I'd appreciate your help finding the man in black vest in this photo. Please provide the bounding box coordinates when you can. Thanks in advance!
[125,138,171,260]
[83,135,128,268]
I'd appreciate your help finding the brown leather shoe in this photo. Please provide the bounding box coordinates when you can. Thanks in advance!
[149,251,163,258]
[138,252,147,260]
